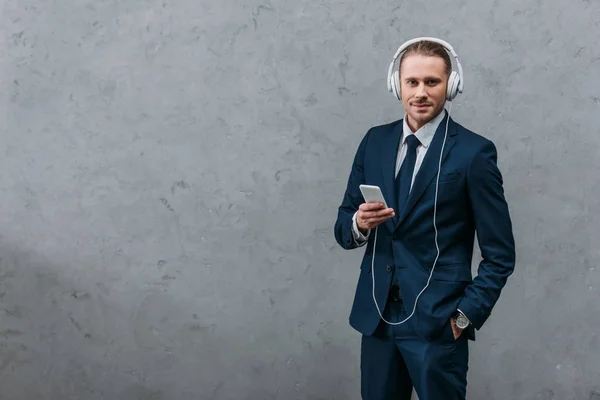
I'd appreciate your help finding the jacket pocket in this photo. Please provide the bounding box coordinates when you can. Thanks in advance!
[437,171,461,183]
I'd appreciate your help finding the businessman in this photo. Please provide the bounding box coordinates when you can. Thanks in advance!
[334,38,516,399]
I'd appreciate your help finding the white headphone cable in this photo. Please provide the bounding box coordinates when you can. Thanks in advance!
[371,102,453,325]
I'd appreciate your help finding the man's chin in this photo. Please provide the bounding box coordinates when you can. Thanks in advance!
[409,107,443,122]
[409,113,432,123]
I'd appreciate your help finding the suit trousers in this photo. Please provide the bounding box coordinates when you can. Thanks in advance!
[360,293,469,400]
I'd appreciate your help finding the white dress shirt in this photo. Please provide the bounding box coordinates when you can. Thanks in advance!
[352,110,446,243]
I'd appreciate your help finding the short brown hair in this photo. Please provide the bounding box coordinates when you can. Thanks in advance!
[399,40,452,76]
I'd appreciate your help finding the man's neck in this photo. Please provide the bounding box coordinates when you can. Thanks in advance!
[406,118,426,133]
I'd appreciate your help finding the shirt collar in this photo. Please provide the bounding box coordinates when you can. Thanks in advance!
[401,109,446,149]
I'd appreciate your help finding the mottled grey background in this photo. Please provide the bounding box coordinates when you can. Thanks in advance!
[1,0,599,399]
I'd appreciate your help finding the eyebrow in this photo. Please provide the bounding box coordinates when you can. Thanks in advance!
[404,76,443,81]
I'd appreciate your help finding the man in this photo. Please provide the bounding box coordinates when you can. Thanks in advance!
[333,38,516,399]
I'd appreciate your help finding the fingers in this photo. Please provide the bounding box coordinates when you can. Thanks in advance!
[368,212,395,224]
[359,202,387,211]
[357,204,395,230]
[358,203,395,219]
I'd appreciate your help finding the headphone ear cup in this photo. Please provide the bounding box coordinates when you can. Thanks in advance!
[392,70,401,101]
[446,71,460,101]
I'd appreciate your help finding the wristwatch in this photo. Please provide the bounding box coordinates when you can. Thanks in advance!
[453,310,470,329]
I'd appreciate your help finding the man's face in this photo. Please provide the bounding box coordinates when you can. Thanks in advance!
[399,54,448,132]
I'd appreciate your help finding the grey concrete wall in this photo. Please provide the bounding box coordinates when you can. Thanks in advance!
[1,0,599,398]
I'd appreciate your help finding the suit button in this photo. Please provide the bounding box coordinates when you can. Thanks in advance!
[386,265,392,272]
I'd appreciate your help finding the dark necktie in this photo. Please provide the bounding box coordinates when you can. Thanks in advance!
[396,134,420,214]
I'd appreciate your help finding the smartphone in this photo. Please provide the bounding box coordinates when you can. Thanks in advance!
[359,184,388,208]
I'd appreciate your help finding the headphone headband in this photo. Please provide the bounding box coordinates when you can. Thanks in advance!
[386,36,464,96]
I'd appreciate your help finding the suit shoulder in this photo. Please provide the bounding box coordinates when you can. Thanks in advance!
[365,119,402,137]
[351,119,400,154]
[452,120,496,150]
[353,119,402,150]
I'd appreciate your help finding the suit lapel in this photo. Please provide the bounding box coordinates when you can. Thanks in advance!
[396,115,457,227]
[380,121,402,230]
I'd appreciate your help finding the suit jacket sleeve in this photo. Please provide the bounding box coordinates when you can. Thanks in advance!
[334,129,373,250]
[457,140,516,330]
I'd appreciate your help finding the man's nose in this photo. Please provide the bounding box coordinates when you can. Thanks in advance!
[415,83,427,98]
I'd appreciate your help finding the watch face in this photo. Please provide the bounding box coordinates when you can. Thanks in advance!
[456,315,469,328]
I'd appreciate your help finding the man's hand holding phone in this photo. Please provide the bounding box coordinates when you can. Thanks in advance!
[356,202,395,234]
[357,185,395,234]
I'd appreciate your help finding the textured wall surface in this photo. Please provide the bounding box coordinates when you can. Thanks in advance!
[1,0,599,399]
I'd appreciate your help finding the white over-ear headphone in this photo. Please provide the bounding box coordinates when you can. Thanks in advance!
[387,36,464,102]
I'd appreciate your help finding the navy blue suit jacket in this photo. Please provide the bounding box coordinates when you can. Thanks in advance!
[334,112,516,341]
